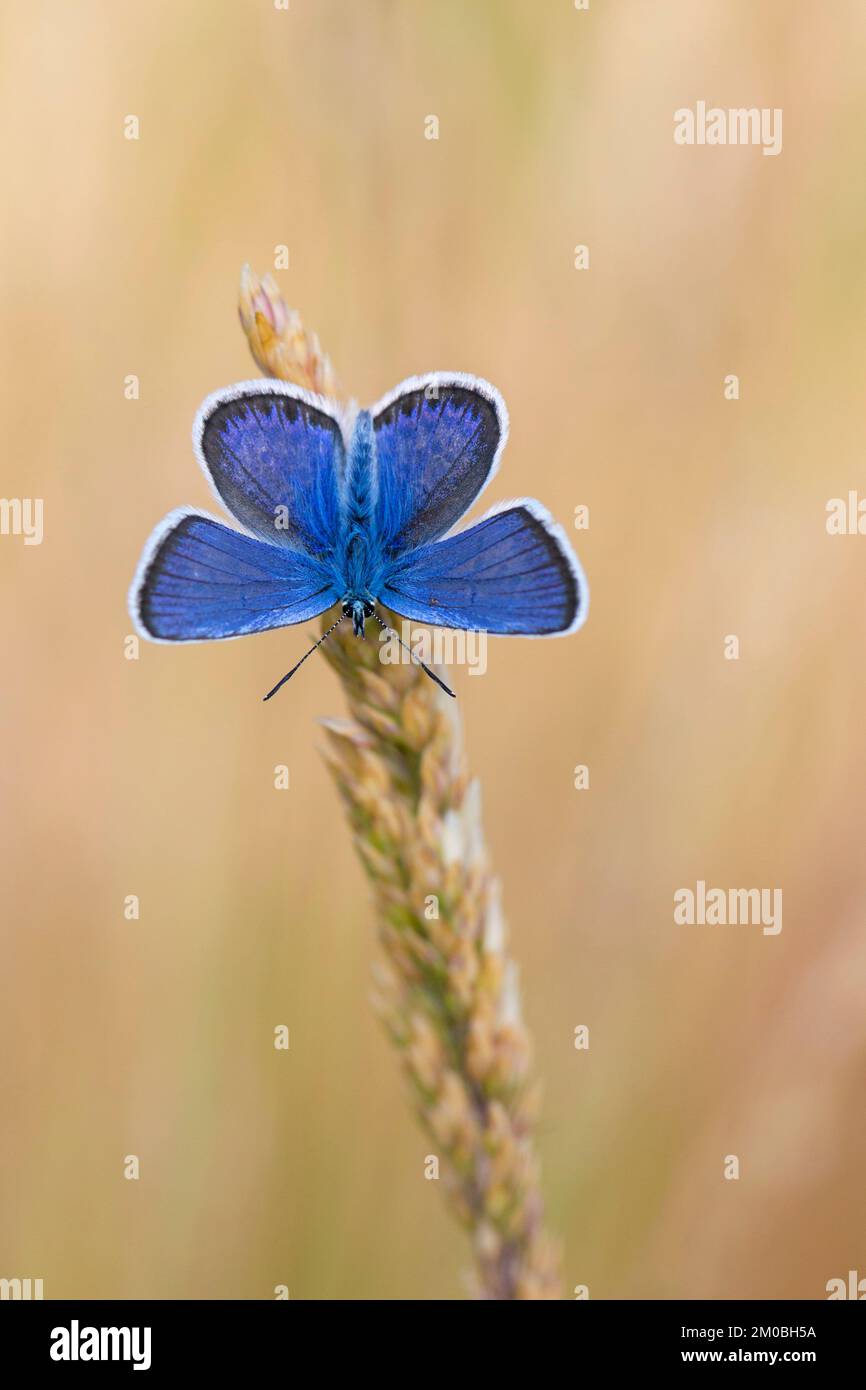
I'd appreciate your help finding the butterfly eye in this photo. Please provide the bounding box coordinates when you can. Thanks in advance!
[363,601,375,618]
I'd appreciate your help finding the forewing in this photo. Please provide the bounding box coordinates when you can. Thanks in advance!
[130,510,339,642]
[380,502,587,635]
[372,373,507,556]
[194,380,345,556]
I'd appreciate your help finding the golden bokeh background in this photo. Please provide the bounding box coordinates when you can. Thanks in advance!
[2,0,865,1299]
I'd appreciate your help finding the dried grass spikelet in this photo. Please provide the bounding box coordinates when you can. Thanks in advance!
[238,267,562,1300]
[238,263,339,397]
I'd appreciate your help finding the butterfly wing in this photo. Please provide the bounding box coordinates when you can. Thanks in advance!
[371,373,507,557]
[380,500,587,635]
[130,509,339,642]
[194,380,345,556]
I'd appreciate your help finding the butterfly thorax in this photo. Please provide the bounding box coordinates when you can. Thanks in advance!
[337,409,381,632]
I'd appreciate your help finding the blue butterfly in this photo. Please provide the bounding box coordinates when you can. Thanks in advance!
[129,373,588,699]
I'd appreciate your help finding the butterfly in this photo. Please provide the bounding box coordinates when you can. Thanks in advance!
[129,373,589,699]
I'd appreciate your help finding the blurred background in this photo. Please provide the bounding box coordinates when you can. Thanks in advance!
[2,0,865,1299]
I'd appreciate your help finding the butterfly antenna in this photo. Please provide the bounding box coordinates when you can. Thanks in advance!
[370,611,456,699]
[262,613,346,702]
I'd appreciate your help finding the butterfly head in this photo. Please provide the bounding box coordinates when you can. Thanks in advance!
[342,597,374,638]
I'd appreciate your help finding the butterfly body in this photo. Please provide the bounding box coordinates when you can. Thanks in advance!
[337,410,380,626]
[130,373,588,688]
